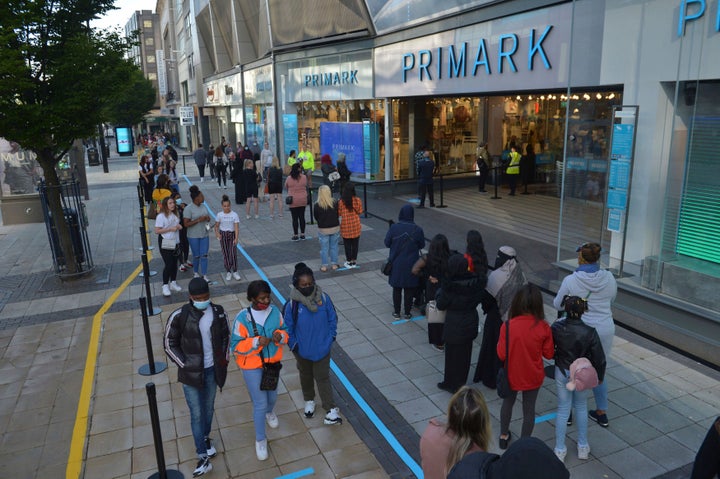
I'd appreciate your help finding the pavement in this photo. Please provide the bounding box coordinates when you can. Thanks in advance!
[0,149,718,479]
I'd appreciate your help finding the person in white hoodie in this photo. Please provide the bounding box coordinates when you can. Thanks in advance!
[553,242,617,428]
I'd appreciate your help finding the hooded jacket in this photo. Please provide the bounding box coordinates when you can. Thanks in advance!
[164,303,230,389]
[436,255,483,344]
[552,268,617,337]
[284,292,338,361]
[231,305,288,370]
[384,205,425,288]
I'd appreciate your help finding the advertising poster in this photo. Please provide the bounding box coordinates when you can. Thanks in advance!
[319,123,365,173]
[115,127,133,155]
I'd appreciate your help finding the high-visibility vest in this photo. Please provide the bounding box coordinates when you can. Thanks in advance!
[506,152,521,174]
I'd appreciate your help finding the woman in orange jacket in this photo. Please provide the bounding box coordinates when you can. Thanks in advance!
[231,280,288,461]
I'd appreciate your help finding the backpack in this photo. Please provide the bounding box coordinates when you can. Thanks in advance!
[566,357,599,391]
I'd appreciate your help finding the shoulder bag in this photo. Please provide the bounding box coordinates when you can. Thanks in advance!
[147,200,158,220]
[425,300,446,324]
[247,308,282,391]
[496,319,512,398]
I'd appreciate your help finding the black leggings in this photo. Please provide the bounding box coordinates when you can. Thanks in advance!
[216,164,227,187]
[290,206,306,235]
[343,237,359,262]
[500,388,539,438]
[158,236,178,284]
[392,287,415,315]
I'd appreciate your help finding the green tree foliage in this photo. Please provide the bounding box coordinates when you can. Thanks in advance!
[0,0,156,273]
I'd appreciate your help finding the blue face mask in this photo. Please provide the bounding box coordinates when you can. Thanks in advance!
[175,198,182,205]
[193,299,211,310]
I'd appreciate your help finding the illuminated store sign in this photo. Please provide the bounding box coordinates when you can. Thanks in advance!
[401,26,553,82]
[677,0,720,36]
[288,57,372,101]
[304,70,359,87]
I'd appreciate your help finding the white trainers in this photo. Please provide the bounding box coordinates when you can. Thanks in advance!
[205,437,217,457]
[578,444,591,460]
[225,272,232,281]
[255,439,268,461]
[265,412,279,429]
[343,261,352,269]
[324,407,342,425]
[203,275,210,283]
[169,281,182,292]
[193,456,212,476]
[193,272,201,279]
[200,178,204,183]
[162,284,171,297]
[304,400,315,418]
[246,215,251,220]
[233,271,242,281]
[554,448,566,463]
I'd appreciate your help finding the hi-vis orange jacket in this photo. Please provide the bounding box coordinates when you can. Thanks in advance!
[231,305,288,370]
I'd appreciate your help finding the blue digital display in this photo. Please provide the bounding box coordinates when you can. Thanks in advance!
[115,127,133,155]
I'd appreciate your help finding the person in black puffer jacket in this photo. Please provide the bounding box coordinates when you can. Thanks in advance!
[164,278,230,476]
[436,254,484,393]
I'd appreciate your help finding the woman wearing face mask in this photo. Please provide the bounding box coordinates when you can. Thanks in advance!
[473,246,526,388]
[283,263,343,426]
[230,280,288,461]
[164,278,230,477]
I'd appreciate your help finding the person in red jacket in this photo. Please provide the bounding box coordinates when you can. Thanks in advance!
[496,284,554,450]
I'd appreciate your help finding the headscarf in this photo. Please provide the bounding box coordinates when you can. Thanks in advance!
[486,246,525,320]
[398,204,414,223]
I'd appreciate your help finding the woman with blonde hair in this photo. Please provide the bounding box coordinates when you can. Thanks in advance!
[313,185,340,272]
[267,156,284,218]
[420,386,492,479]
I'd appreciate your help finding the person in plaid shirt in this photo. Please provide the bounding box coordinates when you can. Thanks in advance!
[338,182,363,268]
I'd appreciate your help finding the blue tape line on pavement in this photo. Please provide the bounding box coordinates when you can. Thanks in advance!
[183,176,423,478]
[274,467,314,479]
[535,412,557,424]
[391,315,425,325]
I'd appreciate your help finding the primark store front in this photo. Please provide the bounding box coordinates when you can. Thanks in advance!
[371,0,720,332]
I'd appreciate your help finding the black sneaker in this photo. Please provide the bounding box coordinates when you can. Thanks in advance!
[392,312,401,319]
[403,313,412,319]
[205,437,217,457]
[567,412,573,426]
[193,456,212,477]
[589,410,609,427]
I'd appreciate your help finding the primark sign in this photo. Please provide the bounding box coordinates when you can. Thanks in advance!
[375,2,602,97]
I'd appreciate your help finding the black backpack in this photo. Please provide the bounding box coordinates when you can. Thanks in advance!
[447,451,499,479]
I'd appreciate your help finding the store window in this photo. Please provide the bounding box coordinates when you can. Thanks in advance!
[145,37,154,46]
[147,55,155,64]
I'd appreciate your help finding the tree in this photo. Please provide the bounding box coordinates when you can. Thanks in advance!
[0,0,155,274]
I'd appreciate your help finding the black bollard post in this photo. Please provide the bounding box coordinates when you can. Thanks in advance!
[491,166,502,200]
[141,252,162,316]
[138,226,157,277]
[363,183,368,218]
[146,383,184,479]
[435,174,448,208]
[182,154,187,175]
[138,297,167,376]
[521,175,531,195]
[138,183,145,208]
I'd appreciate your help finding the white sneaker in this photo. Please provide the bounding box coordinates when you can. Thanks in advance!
[200,178,204,182]
[233,271,242,281]
[246,215,251,220]
[269,214,274,219]
[324,407,343,425]
[169,281,182,292]
[205,437,217,457]
[578,444,590,460]
[203,275,210,283]
[162,284,171,297]
[554,448,566,463]
[265,412,279,429]
[304,400,315,418]
[255,214,259,219]
[255,439,268,461]
[225,272,232,281]
[343,261,352,269]
[193,272,201,279]
[193,456,212,476]
[224,186,227,189]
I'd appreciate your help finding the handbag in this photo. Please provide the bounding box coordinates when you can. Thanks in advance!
[496,319,512,399]
[147,201,158,220]
[425,300,446,324]
[247,308,282,391]
[328,171,340,182]
[161,235,177,250]
[285,195,293,205]
[381,260,392,276]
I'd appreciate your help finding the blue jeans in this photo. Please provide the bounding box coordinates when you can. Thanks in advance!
[183,366,217,457]
[592,331,613,411]
[242,368,278,441]
[318,231,339,267]
[188,236,209,275]
[555,366,589,452]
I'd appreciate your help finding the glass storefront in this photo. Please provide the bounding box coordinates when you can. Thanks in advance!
[243,64,275,156]
[275,51,378,176]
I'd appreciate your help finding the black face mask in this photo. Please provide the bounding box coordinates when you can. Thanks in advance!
[297,285,315,297]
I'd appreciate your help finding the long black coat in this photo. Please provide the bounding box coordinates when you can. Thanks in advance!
[384,205,425,288]
[437,273,483,344]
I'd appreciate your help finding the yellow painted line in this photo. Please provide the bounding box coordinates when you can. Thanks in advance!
[65,261,145,479]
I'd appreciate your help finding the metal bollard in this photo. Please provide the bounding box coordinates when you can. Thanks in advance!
[138,226,157,277]
[436,175,448,208]
[307,187,315,225]
[491,166,502,200]
[138,297,167,376]
[363,183,368,218]
[145,383,184,479]
[141,252,162,316]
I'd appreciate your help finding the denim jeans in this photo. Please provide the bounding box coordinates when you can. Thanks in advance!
[592,331,613,411]
[242,368,278,441]
[182,366,217,457]
[187,236,209,275]
[318,231,339,267]
[555,366,589,452]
